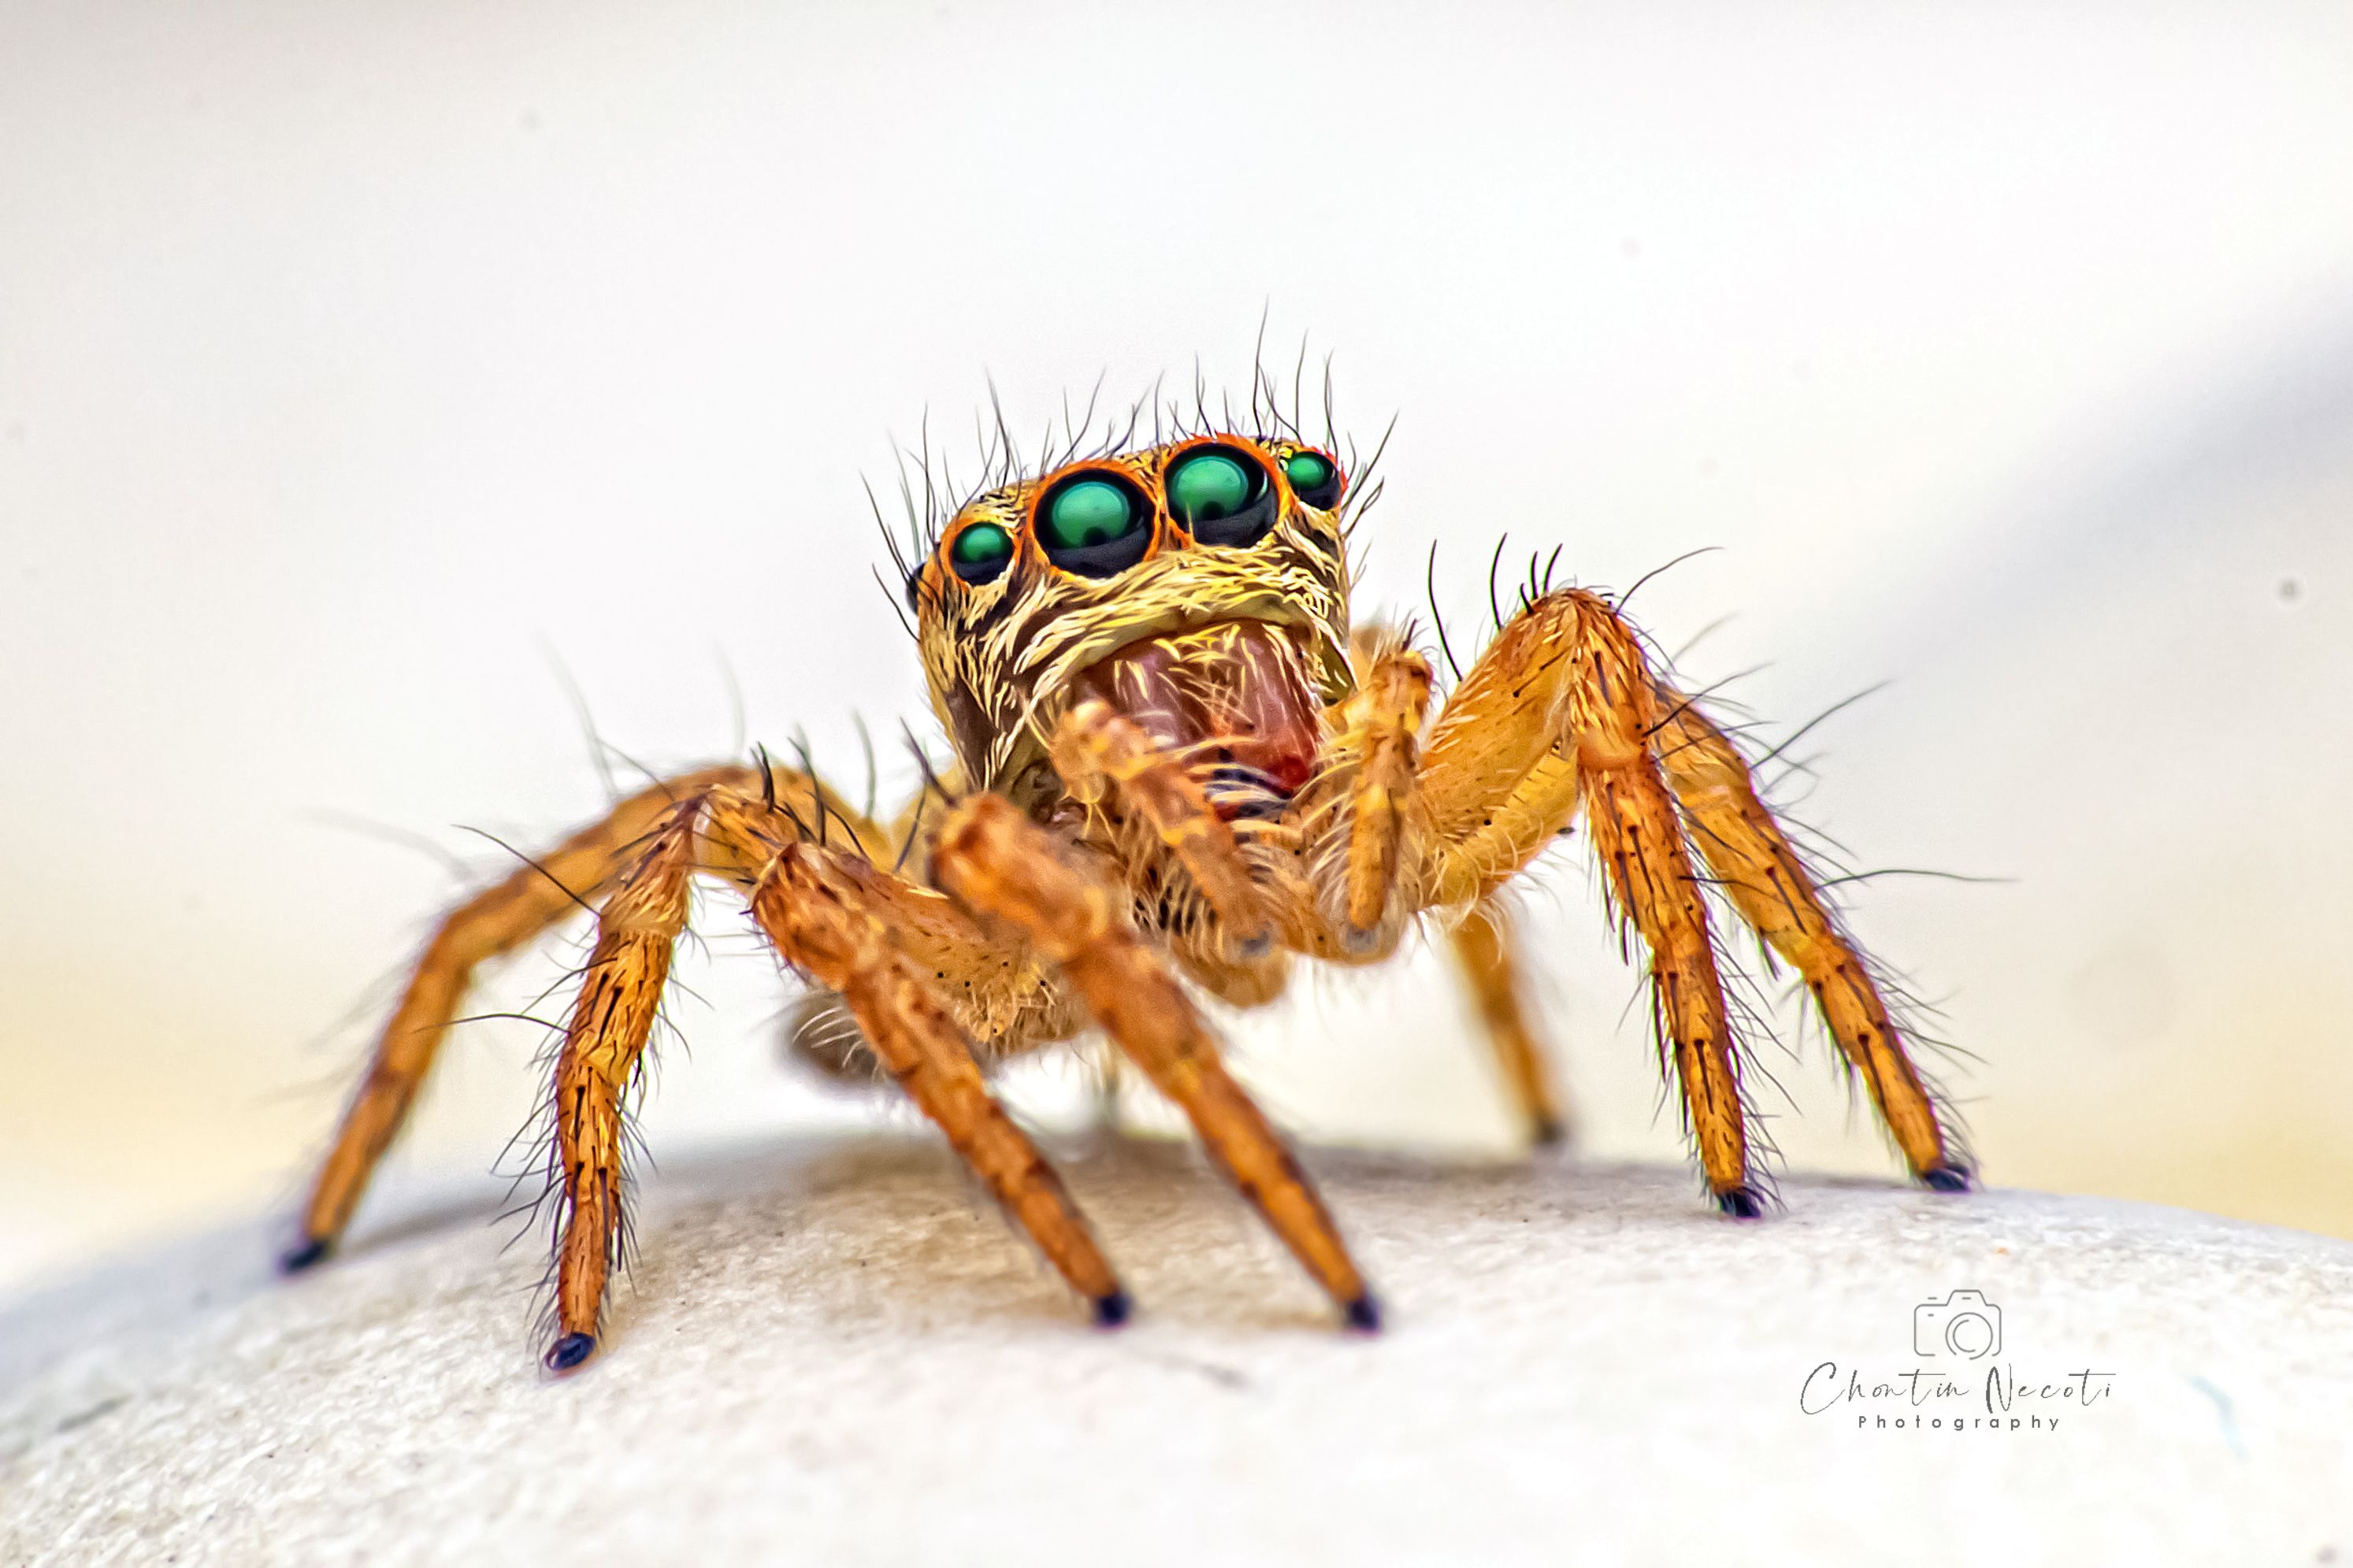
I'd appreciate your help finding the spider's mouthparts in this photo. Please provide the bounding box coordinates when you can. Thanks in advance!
[1201,762,1291,822]
[1068,619,1322,825]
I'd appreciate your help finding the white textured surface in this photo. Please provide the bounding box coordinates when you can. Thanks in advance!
[4,1136,2350,1566]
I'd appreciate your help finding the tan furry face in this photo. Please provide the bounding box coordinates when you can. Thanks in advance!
[909,434,1356,804]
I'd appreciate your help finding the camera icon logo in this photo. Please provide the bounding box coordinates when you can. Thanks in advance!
[1913,1289,2002,1361]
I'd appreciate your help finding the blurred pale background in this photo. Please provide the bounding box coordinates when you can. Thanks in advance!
[2,2,2349,1296]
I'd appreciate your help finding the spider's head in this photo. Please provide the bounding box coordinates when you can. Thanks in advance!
[907,434,1354,808]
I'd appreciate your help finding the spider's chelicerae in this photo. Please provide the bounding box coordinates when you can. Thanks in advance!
[284,393,1972,1372]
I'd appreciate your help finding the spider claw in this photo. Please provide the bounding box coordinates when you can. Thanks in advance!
[277,1236,332,1273]
[1714,1184,1768,1220]
[1343,1294,1384,1333]
[544,1332,598,1373]
[1921,1164,1974,1194]
[1091,1289,1134,1328]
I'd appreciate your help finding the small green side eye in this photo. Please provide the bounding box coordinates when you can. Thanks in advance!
[948,521,1014,584]
[1039,479,1139,549]
[1283,450,1342,510]
[1167,452,1253,525]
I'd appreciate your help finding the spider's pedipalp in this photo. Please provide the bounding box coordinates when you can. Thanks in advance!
[1048,699,1272,958]
[1334,636,1432,949]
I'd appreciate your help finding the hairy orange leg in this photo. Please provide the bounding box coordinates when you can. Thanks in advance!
[1421,589,1761,1213]
[1449,900,1570,1147]
[725,828,1126,1325]
[284,764,766,1269]
[543,800,698,1368]
[933,794,1380,1328]
[1651,694,1968,1188]
[772,836,1087,1061]
[1049,699,1271,955]
[542,786,1123,1371]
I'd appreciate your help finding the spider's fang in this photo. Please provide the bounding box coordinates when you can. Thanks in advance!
[544,1332,597,1373]
[1091,1289,1134,1329]
[1921,1164,1974,1194]
[1343,1295,1384,1333]
[1714,1185,1768,1221]
[277,1236,332,1273]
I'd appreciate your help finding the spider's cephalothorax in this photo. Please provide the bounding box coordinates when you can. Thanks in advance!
[284,404,1974,1375]
[911,434,1353,812]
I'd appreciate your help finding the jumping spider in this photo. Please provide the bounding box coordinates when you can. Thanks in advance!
[284,402,1972,1371]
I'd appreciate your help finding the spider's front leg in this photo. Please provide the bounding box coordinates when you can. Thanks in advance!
[1414,588,1969,1208]
[540,785,1124,1371]
[931,792,1380,1329]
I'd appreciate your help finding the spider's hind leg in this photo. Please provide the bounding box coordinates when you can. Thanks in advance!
[1448,900,1572,1147]
[285,764,760,1271]
[1650,694,1971,1189]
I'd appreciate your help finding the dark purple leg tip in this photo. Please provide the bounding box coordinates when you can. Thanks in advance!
[278,1237,331,1273]
[1530,1116,1568,1150]
[544,1333,597,1373]
[1715,1185,1768,1220]
[1921,1164,1974,1194]
[1343,1295,1383,1333]
[1092,1290,1133,1329]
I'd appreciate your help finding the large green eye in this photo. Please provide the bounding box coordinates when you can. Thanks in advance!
[1283,450,1342,510]
[1039,480,1135,547]
[948,521,1014,584]
[1168,452,1252,523]
[1167,447,1276,547]
[1036,473,1151,576]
